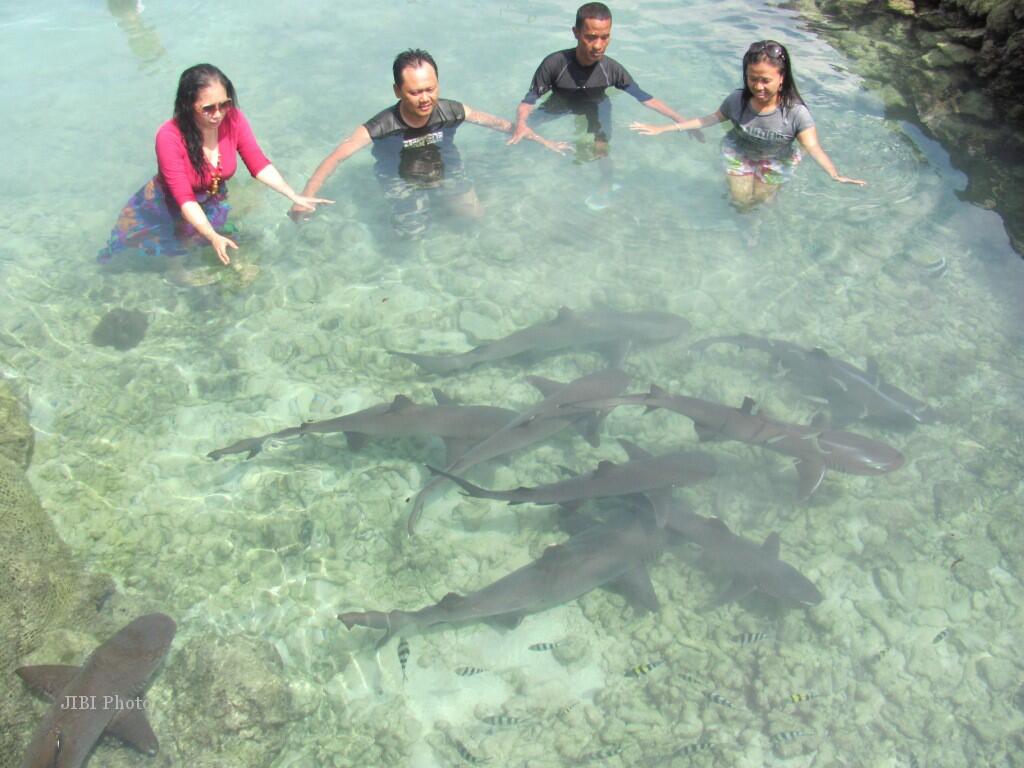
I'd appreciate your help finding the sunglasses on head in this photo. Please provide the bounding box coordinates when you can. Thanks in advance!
[198,99,232,116]
[748,41,785,59]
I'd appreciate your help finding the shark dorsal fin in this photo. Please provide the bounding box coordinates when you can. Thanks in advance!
[388,395,417,413]
[618,439,652,462]
[705,516,733,535]
[740,396,757,415]
[432,388,456,406]
[553,307,576,323]
[524,375,564,398]
[15,664,79,700]
[107,708,159,755]
[594,460,618,476]
[762,532,781,559]
[808,347,830,361]
[649,383,668,397]
[437,592,466,610]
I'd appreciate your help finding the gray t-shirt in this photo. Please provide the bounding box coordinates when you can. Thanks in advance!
[719,89,814,158]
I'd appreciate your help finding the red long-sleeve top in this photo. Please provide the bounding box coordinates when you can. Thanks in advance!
[155,108,271,208]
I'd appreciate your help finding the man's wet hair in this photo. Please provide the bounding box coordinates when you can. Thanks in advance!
[393,49,438,87]
[575,2,611,29]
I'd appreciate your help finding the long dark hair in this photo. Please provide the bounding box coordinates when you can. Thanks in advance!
[172,64,238,178]
[741,40,803,112]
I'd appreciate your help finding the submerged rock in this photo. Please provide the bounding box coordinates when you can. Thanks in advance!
[91,308,149,351]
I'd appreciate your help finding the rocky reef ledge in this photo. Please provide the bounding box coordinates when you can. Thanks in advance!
[789,0,1024,254]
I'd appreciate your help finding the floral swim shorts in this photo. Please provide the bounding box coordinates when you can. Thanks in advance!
[721,135,802,185]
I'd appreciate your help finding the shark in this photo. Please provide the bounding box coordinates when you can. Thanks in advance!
[565,385,904,500]
[16,613,176,768]
[390,307,690,374]
[406,369,630,534]
[339,507,665,648]
[426,439,717,524]
[642,489,822,606]
[691,333,939,427]
[206,389,519,463]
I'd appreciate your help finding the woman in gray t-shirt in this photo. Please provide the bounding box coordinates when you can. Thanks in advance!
[631,40,864,209]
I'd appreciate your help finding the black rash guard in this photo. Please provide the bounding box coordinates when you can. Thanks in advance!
[522,50,653,105]
[363,99,466,184]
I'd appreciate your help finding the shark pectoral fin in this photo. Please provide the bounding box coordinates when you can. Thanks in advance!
[641,487,673,528]
[599,338,632,369]
[866,356,880,381]
[795,459,827,501]
[107,708,160,755]
[573,412,606,447]
[693,423,720,442]
[432,388,457,406]
[618,439,652,462]
[441,437,472,466]
[486,613,525,630]
[762,532,781,560]
[15,664,80,700]
[710,576,756,608]
[524,375,564,398]
[609,565,660,613]
[344,432,368,451]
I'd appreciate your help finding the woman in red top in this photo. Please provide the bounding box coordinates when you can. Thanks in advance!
[98,63,330,272]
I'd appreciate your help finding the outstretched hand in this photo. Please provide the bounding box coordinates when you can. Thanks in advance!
[289,195,332,223]
[210,232,238,265]
[629,121,671,136]
[834,175,867,186]
[506,123,532,146]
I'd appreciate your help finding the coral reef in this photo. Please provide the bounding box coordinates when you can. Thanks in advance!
[792,0,1024,254]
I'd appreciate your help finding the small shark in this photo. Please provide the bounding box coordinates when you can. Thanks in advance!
[643,490,822,606]
[390,307,690,374]
[427,439,717,523]
[206,389,517,463]
[339,508,664,647]
[566,385,904,500]
[16,613,176,768]
[691,334,938,427]
[406,369,630,533]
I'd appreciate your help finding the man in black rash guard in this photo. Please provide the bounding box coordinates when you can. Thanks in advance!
[508,2,700,209]
[292,49,565,239]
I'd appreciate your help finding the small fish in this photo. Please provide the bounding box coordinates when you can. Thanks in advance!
[581,745,623,761]
[479,713,529,727]
[673,740,712,756]
[872,647,890,663]
[707,691,736,709]
[625,660,664,678]
[677,670,703,685]
[772,730,808,744]
[788,692,819,704]
[932,628,950,644]
[451,737,489,764]
[735,632,770,645]
[908,753,920,768]
[397,638,410,682]
[529,640,568,652]
[557,701,580,717]
[455,666,486,677]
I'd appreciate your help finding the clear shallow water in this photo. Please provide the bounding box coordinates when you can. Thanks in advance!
[2,1,1023,766]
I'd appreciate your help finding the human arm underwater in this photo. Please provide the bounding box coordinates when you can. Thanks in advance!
[796,126,865,185]
[630,109,726,137]
[289,125,373,220]
[465,105,568,154]
[255,164,333,215]
[638,97,706,142]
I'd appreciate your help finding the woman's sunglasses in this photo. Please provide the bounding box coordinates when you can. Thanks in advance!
[197,99,233,116]
[747,41,785,59]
